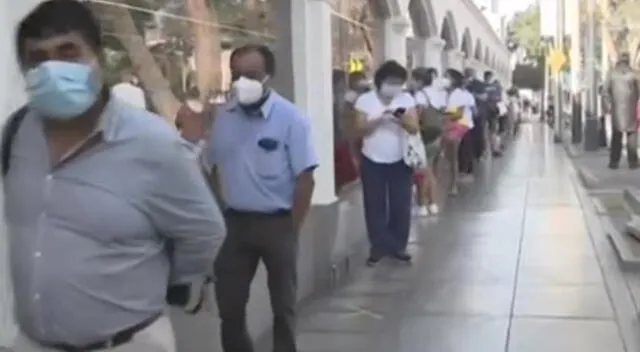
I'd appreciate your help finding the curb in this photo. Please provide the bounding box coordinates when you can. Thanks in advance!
[623,188,640,215]
[576,166,600,189]
[602,188,640,270]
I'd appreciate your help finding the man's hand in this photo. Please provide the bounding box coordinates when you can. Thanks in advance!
[176,102,213,143]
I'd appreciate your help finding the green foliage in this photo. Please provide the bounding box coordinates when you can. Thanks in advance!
[509,4,542,58]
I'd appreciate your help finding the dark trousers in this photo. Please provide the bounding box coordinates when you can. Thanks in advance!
[610,129,639,166]
[214,210,298,352]
[458,130,475,174]
[360,156,412,256]
[472,117,487,159]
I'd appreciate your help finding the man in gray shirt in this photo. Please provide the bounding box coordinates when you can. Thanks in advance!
[7,1,225,351]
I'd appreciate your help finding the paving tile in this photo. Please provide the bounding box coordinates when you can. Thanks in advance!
[520,231,595,255]
[523,207,589,236]
[408,282,514,316]
[417,252,518,285]
[297,309,385,334]
[394,316,509,352]
[508,318,625,352]
[513,284,614,319]
[297,331,373,352]
[517,261,604,285]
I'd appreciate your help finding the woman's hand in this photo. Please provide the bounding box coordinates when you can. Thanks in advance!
[396,108,420,134]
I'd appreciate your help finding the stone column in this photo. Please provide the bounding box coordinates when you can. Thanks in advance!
[382,16,410,65]
[423,36,445,74]
[446,50,466,71]
[408,37,424,69]
[288,0,336,205]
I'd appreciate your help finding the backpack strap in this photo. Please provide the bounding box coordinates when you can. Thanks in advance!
[2,106,28,176]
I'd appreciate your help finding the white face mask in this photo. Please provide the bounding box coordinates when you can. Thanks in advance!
[439,78,452,89]
[233,76,265,105]
[379,83,403,97]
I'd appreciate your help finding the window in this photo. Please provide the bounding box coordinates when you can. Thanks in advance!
[89,0,276,115]
[330,0,376,194]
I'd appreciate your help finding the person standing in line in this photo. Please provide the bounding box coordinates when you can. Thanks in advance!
[442,69,475,195]
[458,67,483,179]
[7,1,226,352]
[484,70,503,157]
[333,70,368,184]
[206,44,318,352]
[602,52,640,169]
[410,67,443,216]
[353,60,420,266]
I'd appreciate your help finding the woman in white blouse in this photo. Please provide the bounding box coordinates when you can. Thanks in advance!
[353,60,420,266]
[442,69,475,195]
[411,67,445,216]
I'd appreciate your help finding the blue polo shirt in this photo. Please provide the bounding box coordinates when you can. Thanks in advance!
[206,92,319,212]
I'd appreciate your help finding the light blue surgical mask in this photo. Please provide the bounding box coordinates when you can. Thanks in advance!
[26,60,101,120]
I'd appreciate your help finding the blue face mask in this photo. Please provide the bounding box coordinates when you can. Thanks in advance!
[26,61,101,120]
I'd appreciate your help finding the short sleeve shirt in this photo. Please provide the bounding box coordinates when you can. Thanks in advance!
[354,91,416,163]
[447,88,475,129]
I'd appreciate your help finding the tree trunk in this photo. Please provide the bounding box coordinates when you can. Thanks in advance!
[244,0,263,33]
[105,4,181,121]
[185,0,222,102]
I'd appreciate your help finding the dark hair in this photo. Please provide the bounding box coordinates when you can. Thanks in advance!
[426,67,438,79]
[373,60,407,88]
[446,68,464,88]
[16,0,102,66]
[483,70,493,80]
[230,44,276,76]
[411,67,433,86]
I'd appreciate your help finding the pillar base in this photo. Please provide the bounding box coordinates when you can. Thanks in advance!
[583,113,600,151]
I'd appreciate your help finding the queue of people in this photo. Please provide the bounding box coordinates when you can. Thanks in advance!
[2,1,315,352]
[334,60,515,267]
[0,2,521,352]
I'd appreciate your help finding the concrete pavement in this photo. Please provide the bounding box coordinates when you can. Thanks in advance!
[288,124,636,352]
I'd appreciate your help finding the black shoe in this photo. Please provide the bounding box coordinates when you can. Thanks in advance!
[630,162,639,170]
[391,251,412,262]
[609,162,619,169]
[366,255,382,267]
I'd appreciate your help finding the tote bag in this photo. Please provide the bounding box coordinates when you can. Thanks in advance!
[402,130,427,169]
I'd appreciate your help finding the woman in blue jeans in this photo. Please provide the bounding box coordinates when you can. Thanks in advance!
[352,61,420,266]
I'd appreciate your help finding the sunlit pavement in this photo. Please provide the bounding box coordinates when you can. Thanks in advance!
[290,124,630,352]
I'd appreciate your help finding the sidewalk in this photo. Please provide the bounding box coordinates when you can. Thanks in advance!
[287,124,636,352]
[567,141,640,191]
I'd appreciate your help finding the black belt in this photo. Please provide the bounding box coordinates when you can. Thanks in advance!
[226,208,291,217]
[44,314,160,351]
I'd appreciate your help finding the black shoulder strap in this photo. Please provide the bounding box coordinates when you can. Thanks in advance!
[2,106,28,176]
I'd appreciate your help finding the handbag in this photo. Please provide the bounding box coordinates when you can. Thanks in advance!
[402,130,428,169]
[418,90,447,144]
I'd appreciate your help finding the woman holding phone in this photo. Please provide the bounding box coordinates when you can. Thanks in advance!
[353,60,420,266]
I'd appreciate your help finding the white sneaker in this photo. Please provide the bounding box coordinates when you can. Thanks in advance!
[428,203,440,215]
[415,206,429,217]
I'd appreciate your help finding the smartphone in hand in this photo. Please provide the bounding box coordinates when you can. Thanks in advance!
[393,107,406,118]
